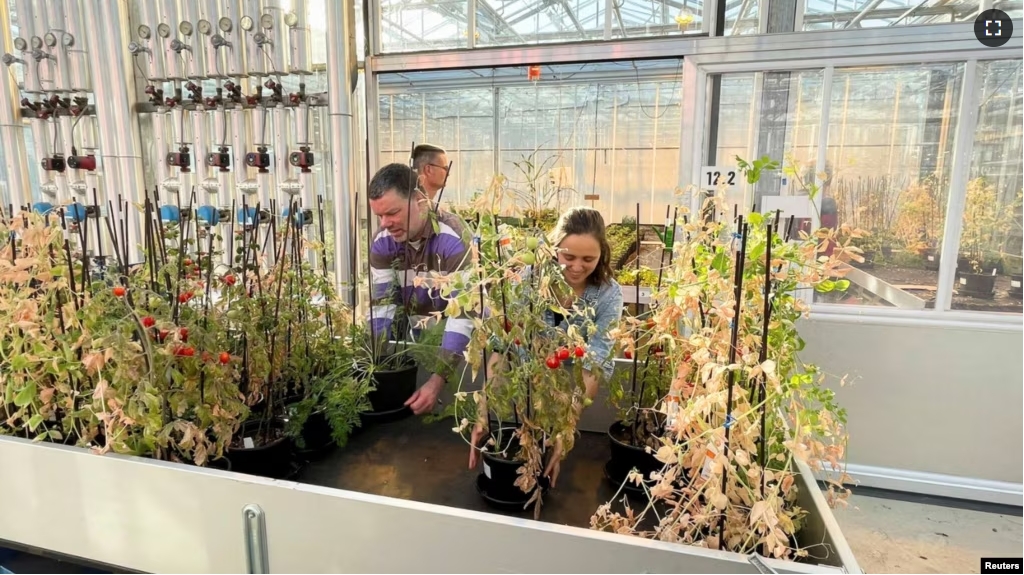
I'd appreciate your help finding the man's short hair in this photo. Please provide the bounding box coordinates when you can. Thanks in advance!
[368,163,419,200]
[412,143,446,172]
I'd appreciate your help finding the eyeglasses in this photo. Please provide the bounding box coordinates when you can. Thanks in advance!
[427,163,450,172]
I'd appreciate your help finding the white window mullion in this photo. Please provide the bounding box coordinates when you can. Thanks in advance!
[813,65,834,231]
[935,59,980,313]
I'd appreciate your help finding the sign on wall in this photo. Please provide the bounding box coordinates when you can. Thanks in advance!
[699,166,740,191]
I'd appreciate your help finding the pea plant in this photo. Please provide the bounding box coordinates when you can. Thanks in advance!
[592,162,856,560]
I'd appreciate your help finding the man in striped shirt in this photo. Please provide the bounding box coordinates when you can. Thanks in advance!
[367,162,473,415]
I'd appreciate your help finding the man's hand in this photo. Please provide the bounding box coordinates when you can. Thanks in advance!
[405,373,445,415]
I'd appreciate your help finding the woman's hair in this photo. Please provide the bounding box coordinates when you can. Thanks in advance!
[548,207,614,286]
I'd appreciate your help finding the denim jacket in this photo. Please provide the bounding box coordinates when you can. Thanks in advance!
[491,267,623,381]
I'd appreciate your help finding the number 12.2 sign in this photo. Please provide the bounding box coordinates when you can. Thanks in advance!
[700,166,740,191]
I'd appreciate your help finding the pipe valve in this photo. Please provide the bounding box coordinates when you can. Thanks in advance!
[289,147,314,173]
[128,42,150,55]
[211,34,231,49]
[1,53,25,66]
[170,39,192,53]
[245,147,271,173]
[167,146,192,172]
[206,147,231,172]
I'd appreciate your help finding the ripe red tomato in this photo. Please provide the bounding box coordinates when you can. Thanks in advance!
[624,350,633,359]
[219,352,231,365]
[179,328,189,342]
[504,320,512,333]
[179,292,192,303]
[183,258,193,266]
[158,329,170,342]
[113,286,126,297]
[182,346,194,357]
[223,274,236,286]
[545,355,561,369]
[514,338,521,346]
[557,347,570,361]
[574,346,585,358]
[142,316,155,328]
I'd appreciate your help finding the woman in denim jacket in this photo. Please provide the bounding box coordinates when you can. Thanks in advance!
[469,207,624,485]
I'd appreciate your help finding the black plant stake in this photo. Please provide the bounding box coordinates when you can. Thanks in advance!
[756,222,774,496]
[717,218,748,551]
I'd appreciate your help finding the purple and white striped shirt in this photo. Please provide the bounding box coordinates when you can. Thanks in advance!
[368,210,473,361]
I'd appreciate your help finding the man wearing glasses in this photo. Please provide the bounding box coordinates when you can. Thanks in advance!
[412,143,451,203]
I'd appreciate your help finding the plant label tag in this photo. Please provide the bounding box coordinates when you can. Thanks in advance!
[959,277,967,285]
[700,440,721,480]
[928,255,935,261]
[243,437,255,449]
[483,461,492,479]
[1012,280,1022,288]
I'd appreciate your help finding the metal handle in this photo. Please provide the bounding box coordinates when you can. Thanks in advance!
[243,504,269,574]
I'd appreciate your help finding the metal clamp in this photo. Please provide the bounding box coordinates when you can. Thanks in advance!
[747,552,779,574]
[242,504,269,574]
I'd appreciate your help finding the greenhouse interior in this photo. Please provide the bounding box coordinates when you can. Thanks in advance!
[0,0,1022,573]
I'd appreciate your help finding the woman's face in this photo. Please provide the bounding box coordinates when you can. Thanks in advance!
[557,233,602,288]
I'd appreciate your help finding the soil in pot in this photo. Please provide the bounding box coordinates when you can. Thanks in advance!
[478,428,549,508]
[958,273,996,299]
[226,418,293,479]
[364,358,417,416]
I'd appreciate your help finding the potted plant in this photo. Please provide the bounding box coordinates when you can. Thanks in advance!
[592,158,854,560]
[957,178,1014,299]
[437,197,593,517]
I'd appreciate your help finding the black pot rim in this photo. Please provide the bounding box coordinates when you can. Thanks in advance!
[608,420,661,454]
[230,419,288,453]
[481,427,526,464]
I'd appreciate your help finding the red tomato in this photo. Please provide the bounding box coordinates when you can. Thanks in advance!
[545,355,561,369]
[179,292,192,303]
[624,350,633,359]
[179,328,189,342]
[514,338,521,346]
[219,352,231,365]
[183,258,193,266]
[223,274,236,286]
[504,320,512,333]
[574,346,585,358]
[158,329,170,342]
[142,316,155,328]
[113,286,126,297]
[182,346,194,357]
[557,347,570,361]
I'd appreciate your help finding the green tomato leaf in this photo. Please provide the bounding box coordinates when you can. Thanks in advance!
[711,250,730,276]
[14,382,37,407]
[28,414,44,431]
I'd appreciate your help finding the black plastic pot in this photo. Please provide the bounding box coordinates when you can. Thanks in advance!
[922,248,940,271]
[477,429,548,508]
[365,361,417,416]
[958,273,996,299]
[881,246,893,259]
[606,421,662,487]
[1010,274,1023,299]
[852,250,875,270]
[296,410,335,456]
[226,419,293,479]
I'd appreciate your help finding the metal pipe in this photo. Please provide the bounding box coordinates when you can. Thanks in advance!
[30,0,55,92]
[242,0,266,76]
[58,112,81,199]
[194,106,217,202]
[30,118,55,199]
[845,0,888,28]
[63,0,91,92]
[326,0,357,302]
[252,106,272,206]
[231,105,255,197]
[153,107,174,193]
[1,0,30,209]
[179,0,206,79]
[86,0,146,261]
[213,106,231,201]
[200,0,224,78]
[170,103,189,196]
[160,0,185,80]
[261,0,289,76]
[11,0,39,93]
[288,0,311,75]
[218,0,247,77]
[45,0,71,92]
[296,101,313,216]
[137,0,166,82]
[273,103,295,203]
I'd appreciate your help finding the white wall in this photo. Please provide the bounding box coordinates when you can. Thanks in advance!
[799,315,1023,504]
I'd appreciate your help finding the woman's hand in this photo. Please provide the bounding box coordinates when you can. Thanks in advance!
[543,435,564,488]
[468,422,488,469]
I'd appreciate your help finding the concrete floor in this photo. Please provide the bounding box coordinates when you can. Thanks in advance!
[833,491,1023,574]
